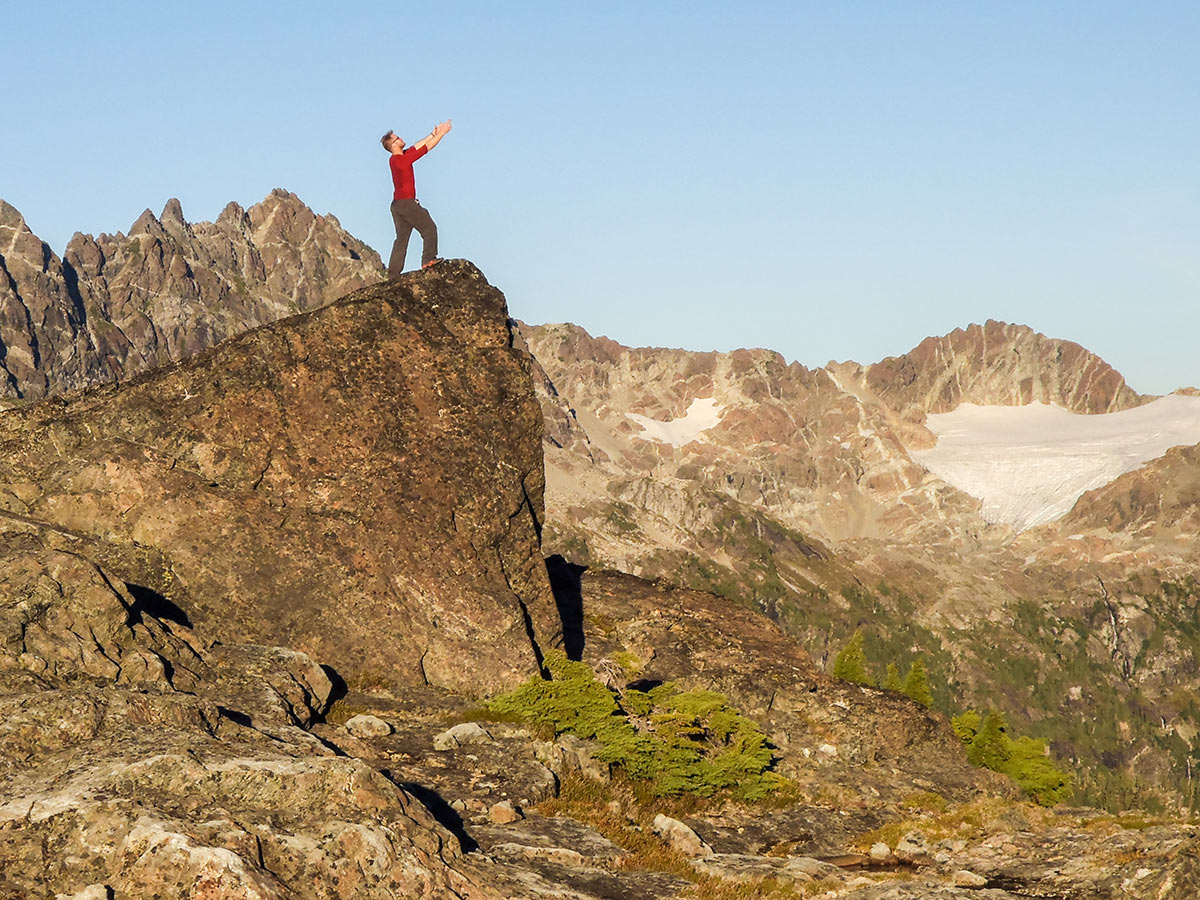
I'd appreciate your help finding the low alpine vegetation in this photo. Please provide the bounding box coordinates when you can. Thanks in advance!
[830,632,1073,805]
[488,650,786,800]
[952,709,1073,806]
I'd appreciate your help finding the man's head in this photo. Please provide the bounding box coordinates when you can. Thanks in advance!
[381,130,405,154]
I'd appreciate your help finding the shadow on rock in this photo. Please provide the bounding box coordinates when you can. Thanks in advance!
[546,555,586,661]
[124,582,192,628]
[395,779,479,853]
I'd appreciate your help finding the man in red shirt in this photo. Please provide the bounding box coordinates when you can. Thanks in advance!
[381,119,452,278]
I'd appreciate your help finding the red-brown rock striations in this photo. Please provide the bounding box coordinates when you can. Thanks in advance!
[859,319,1146,414]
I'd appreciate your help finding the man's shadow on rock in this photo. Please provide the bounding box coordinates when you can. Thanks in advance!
[545,555,585,661]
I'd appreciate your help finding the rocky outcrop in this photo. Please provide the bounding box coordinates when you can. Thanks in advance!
[1057,441,1200,534]
[856,319,1146,415]
[0,530,497,900]
[0,190,383,400]
[0,259,569,899]
[563,564,1006,805]
[0,261,558,694]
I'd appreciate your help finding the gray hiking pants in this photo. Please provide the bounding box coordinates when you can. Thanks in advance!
[388,198,438,278]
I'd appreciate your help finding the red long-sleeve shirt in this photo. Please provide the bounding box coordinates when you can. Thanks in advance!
[389,145,429,200]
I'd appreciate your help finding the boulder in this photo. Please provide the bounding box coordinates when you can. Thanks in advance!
[489,800,524,825]
[0,261,561,694]
[433,721,494,751]
[895,830,933,864]
[953,869,989,887]
[869,842,894,863]
[652,814,713,858]
[344,714,392,738]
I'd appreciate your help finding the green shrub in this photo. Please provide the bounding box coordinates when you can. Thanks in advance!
[488,650,785,800]
[953,709,1073,806]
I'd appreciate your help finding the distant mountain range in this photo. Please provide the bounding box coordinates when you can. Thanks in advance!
[518,317,1200,811]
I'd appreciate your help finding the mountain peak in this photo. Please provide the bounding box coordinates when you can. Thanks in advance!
[160,197,185,222]
[129,207,163,236]
[0,198,28,231]
[216,200,249,229]
[864,319,1143,415]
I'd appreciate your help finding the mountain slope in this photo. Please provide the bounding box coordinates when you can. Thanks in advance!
[519,318,1200,812]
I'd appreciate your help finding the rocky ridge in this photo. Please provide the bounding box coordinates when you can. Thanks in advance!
[852,318,1147,415]
[0,190,383,400]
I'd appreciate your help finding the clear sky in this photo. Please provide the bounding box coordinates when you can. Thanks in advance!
[4,1,1198,393]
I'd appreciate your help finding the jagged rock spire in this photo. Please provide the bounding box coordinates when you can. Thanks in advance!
[0,190,385,399]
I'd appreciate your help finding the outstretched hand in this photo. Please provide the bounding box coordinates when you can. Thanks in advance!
[417,120,453,152]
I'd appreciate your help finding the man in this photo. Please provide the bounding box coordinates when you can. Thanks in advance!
[382,119,452,278]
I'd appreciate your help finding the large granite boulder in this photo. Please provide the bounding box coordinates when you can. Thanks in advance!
[0,260,559,693]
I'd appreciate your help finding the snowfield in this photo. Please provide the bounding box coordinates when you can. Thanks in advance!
[627,397,725,447]
[910,395,1200,531]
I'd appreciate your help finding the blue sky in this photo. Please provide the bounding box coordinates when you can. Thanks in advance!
[4,1,1198,393]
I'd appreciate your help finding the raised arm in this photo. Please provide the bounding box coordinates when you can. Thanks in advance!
[415,119,452,151]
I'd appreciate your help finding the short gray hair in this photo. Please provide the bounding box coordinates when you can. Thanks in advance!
[380,130,398,150]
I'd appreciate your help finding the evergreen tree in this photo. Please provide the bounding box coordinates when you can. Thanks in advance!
[1004,735,1073,806]
[902,657,933,707]
[832,630,874,686]
[951,710,981,743]
[883,662,903,691]
[968,710,1010,771]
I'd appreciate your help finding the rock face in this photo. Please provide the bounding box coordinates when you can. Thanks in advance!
[0,224,1195,898]
[0,190,383,400]
[0,260,559,694]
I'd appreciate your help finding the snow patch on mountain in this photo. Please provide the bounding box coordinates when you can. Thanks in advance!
[910,395,1200,531]
[627,397,725,447]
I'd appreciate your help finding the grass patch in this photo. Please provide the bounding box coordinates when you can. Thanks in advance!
[537,775,840,900]
[445,705,555,739]
[898,791,949,813]
[852,797,1054,851]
